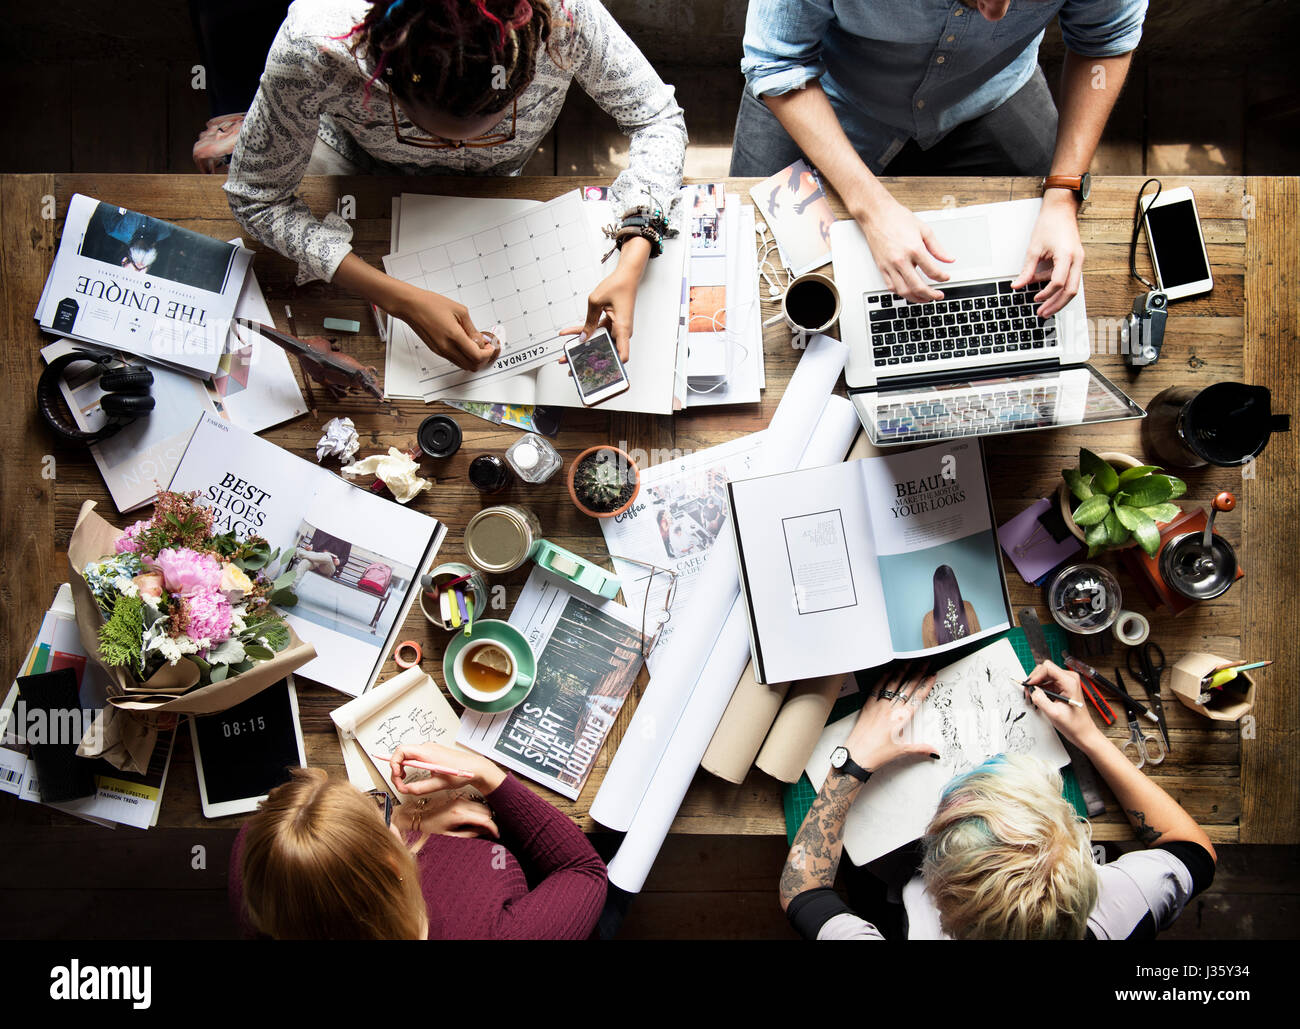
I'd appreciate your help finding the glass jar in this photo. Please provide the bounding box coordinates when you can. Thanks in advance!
[506,433,563,484]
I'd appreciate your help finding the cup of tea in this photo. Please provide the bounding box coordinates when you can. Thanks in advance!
[781,272,841,335]
[443,620,536,713]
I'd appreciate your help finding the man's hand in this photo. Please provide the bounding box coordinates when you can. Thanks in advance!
[855,189,955,302]
[845,662,941,771]
[1024,660,1105,748]
[393,289,499,371]
[1013,190,1085,318]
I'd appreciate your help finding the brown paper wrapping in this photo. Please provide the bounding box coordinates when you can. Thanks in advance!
[700,664,791,784]
[755,673,852,783]
[68,500,317,771]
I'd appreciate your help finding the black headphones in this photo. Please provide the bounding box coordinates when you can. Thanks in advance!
[38,349,155,443]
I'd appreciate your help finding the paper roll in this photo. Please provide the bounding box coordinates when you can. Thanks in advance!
[755,673,852,783]
[590,335,851,833]
[700,665,792,783]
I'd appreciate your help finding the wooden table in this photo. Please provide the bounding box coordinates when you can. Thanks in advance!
[1,174,1295,845]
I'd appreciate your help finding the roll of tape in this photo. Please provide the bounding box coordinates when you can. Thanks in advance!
[393,640,423,668]
[1113,609,1150,646]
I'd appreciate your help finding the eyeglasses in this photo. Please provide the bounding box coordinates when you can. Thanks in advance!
[366,789,394,827]
[387,89,518,150]
[608,555,679,661]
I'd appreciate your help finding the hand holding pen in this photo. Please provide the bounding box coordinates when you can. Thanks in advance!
[1023,660,1108,749]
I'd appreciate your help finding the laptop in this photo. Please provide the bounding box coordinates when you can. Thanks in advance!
[831,197,1144,446]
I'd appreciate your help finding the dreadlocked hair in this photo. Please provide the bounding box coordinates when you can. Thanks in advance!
[341,0,571,117]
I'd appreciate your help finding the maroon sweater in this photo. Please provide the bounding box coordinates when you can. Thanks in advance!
[229,774,607,940]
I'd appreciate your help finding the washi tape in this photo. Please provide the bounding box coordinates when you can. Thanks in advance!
[1113,609,1150,646]
[393,640,423,668]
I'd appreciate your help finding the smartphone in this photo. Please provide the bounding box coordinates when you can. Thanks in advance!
[1140,186,1213,301]
[562,328,630,405]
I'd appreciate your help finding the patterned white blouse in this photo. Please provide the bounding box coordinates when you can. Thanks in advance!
[224,0,687,284]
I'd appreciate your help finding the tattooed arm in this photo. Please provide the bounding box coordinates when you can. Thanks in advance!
[780,772,864,911]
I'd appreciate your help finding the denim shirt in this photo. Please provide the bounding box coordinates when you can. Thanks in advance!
[741,0,1146,165]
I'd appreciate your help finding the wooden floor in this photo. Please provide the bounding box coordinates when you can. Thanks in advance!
[2,9,1298,941]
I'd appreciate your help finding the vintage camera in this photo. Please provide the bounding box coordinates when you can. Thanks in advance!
[1122,290,1168,369]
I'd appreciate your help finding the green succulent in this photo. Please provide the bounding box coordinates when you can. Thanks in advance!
[574,450,634,511]
[1064,448,1185,558]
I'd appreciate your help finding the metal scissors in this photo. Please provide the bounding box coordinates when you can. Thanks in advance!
[1112,668,1166,769]
[1126,641,1171,752]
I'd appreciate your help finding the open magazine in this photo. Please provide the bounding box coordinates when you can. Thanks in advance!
[36,194,252,378]
[168,413,446,697]
[727,440,1010,684]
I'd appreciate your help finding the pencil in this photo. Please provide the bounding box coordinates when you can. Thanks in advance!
[1019,678,1085,708]
[370,753,474,779]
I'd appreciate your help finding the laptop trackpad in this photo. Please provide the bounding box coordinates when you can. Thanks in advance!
[925,215,993,279]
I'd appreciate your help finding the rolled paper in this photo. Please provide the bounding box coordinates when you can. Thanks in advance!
[700,664,791,784]
[756,673,853,783]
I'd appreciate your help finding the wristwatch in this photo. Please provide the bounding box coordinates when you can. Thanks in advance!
[829,747,872,783]
[1042,173,1091,203]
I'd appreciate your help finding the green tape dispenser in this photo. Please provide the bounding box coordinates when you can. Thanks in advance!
[529,539,623,600]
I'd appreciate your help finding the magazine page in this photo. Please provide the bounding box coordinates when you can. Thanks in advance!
[38,194,252,377]
[457,567,645,801]
[41,339,218,513]
[727,460,893,684]
[859,440,1010,658]
[598,432,766,675]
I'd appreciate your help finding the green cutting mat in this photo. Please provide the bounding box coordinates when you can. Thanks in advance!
[781,625,1086,844]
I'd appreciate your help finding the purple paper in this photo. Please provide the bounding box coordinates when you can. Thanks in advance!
[998,497,1082,584]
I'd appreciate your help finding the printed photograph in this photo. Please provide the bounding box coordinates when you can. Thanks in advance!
[284,521,414,644]
[689,183,725,250]
[688,285,727,333]
[753,160,835,274]
[649,467,730,560]
[79,201,237,293]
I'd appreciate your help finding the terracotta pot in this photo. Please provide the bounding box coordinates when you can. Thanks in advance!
[1057,451,1144,547]
[567,445,640,519]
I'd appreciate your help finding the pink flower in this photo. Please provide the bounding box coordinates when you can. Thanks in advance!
[114,519,151,555]
[184,586,233,645]
[149,548,222,597]
[133,572,165,605]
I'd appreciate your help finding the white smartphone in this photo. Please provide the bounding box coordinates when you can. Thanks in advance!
[1141,186,1213,301]
[562,327,630,405]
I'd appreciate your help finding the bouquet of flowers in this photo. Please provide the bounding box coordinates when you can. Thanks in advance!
[81,490,299,687]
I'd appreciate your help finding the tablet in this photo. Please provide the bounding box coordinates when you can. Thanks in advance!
[190,676,306,818]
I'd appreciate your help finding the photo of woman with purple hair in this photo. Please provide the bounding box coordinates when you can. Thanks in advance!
[921,564,981,648]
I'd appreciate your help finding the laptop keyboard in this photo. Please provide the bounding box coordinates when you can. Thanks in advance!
[875,384,1060,441]
[866,279,1057,368]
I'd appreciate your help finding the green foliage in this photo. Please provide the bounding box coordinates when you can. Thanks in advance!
[98,594,145,677]
[573,451,635,511]
[1065,449,1185,558]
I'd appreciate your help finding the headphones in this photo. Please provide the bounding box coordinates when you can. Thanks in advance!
[38,349,155,443]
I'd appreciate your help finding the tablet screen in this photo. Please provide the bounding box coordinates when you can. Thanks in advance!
[191,678,305,814]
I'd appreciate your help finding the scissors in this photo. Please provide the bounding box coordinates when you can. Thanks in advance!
[1126,641,1171,752]
[1111,668,1166,769]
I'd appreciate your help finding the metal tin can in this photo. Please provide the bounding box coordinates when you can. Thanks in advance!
[419,561,489,630]
[464,505,543,574]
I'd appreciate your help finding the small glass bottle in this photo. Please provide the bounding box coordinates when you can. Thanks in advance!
[505,433,563,484]
[468,453,512,494]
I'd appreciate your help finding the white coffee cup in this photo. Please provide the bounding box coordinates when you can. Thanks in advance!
[453,641,518,703]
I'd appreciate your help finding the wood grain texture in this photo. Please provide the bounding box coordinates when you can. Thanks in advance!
[0,173,1282,847]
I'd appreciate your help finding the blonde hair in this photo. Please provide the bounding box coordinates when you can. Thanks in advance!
[240,768,428,940]
[921,754,1098,940]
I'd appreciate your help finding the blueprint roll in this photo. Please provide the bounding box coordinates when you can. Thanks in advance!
[590,336,851,834]
[755,673,853,784]
[604,387,860,893]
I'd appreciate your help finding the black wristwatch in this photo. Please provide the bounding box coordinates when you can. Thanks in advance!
[829,746,872,783]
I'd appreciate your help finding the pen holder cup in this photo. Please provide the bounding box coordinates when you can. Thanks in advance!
[1169,651,1256,722]
[419,563,488,632]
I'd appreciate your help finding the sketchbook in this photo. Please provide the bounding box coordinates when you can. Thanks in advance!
[168,412,446,697]
[805,638,1070,866]
[727,440,1011,684]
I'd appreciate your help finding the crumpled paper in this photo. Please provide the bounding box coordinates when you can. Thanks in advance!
[316,416,360,463]
[342,448,432,503]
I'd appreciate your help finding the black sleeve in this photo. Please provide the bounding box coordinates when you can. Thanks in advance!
[1154,840,1216,898]
[786,887,857,940]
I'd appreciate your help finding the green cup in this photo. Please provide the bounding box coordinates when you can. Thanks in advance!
[443,620,537,714]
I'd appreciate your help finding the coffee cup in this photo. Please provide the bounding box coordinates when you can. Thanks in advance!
[781,272,841,335]
[443,620,536,713]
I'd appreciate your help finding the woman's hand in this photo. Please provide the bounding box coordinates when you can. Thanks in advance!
[1011,190,1085,318]
[844,662,940,772]
[390,741,507,798]
[392,288,499,371]
[1024,660,1105,747]
[854,188,955,303]
[560,235,651,363]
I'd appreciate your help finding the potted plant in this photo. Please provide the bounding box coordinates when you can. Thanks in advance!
[568,445,640,518]
[1059,448,1186,557]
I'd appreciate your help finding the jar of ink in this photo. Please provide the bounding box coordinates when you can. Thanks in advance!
[469,453,512,494]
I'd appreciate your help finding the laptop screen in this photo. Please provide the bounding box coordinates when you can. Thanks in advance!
[852,366,1145,446]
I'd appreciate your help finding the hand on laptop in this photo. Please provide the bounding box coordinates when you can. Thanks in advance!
[1012,191,1085,319]
[857,189,955,303]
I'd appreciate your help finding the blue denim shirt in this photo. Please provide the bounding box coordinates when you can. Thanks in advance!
[741,0,1146,165]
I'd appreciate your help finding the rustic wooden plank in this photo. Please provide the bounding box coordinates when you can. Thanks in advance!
[1240,176,1299,844]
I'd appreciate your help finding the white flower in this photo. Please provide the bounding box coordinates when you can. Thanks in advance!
[114,575,140,599]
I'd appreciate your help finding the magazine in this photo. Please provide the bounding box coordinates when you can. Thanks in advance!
[456,567,645,800]
[168,412,447,697]
[727,440,1011,683]
[748,159,834,276]
[36,194,253,378]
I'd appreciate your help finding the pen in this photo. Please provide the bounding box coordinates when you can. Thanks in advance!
[370,753,474,779]
[1018,678,1085,709]
[1202,660,1271,690]
[1063,654,1159,725]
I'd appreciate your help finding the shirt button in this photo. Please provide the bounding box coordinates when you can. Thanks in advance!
[937,56,946,64]
[954,7,964,15]
[947,34,956,42]
[917,99,926,109]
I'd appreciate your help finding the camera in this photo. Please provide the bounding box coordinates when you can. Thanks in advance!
[1122,290,1168,369]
